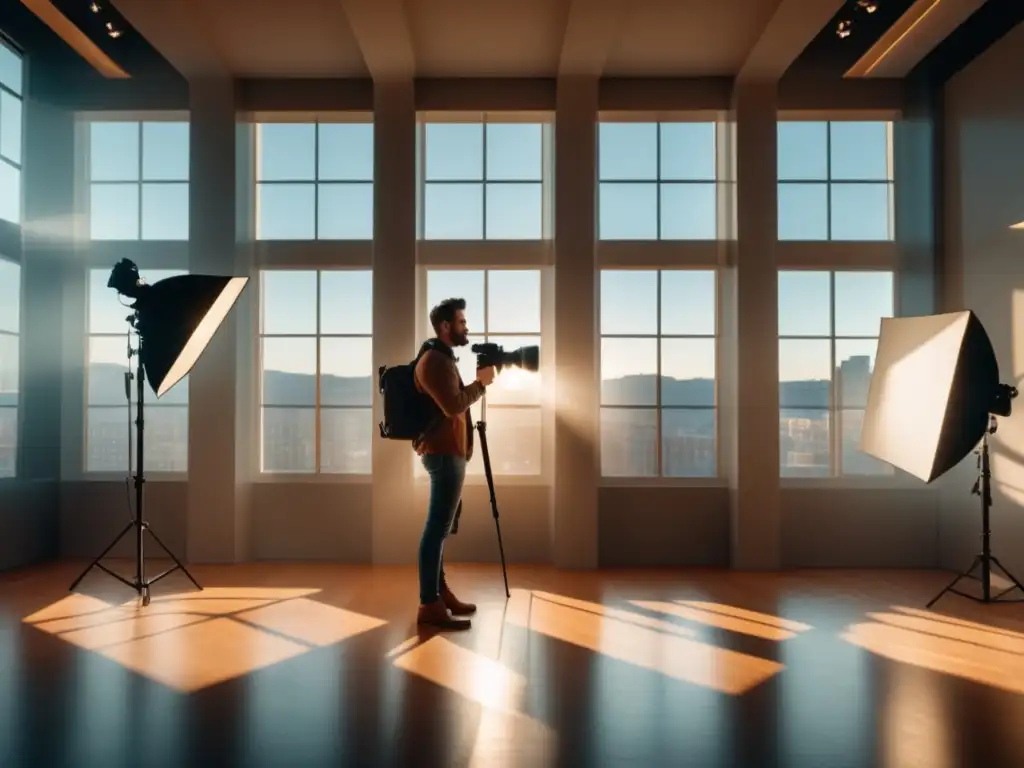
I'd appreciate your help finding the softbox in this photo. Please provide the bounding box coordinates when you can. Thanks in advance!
[860,310,1008,483]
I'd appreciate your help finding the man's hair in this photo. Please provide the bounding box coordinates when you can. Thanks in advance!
[430,297,466,335]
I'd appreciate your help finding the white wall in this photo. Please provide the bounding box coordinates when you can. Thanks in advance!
[942,21,1024,576]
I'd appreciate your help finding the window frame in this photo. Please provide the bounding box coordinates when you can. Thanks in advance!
[0,37,23,226]
[255,267,374,480]
[0,254,21,479]
[778,267,902,483]
[82,267,190,477]
[85,118,191,242]
[416,265,548,484]
[254,118,375,242]
[776,119,895,243]
[598,267,720,483]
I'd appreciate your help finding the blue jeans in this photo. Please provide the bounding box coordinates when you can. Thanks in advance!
[419,454,467,605]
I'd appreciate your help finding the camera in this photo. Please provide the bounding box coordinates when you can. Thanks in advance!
[471,342,540,373]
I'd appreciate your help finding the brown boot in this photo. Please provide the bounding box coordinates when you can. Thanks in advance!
[417,599,471,630]
[441,578,477,616]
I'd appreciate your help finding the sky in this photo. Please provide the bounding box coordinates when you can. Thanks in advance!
[69,118,897,388]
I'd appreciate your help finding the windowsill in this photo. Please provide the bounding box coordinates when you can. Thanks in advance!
[254,472,372,484]
[599,476,727,488]
[71,471,188,482]
[414,474,550,487]
[780,476,931,491]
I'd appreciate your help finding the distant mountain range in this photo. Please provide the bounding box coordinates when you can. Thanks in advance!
[75,363,832,409]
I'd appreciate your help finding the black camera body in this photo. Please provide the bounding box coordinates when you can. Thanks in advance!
[471,342,540,373]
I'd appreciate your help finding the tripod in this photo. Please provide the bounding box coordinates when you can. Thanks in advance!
[927,415,1024,608]
[449,420,511,598]
[69,323,202,606]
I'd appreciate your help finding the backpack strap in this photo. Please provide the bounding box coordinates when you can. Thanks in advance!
[411,340,446,450]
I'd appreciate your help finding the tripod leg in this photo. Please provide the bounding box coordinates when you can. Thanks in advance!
[989,556,1024,595]
[69,520,135,592]
[477,421,511,599]
[926,556,980,609]
[145,525,203,590]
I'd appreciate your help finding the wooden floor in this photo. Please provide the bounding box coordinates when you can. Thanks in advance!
[3,561,1024,768]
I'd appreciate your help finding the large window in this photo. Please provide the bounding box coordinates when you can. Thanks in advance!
[599,269,717,478]
[0,40,22,224]
[778,270,894,477]
[421,121,547,240]
[88,121,190,241]
[255,122,373,240]
[0,256,19,477]
[258,270,373,474]
[598,122,717,240]
[421,269,543,476]
[777,121,893,242]
[86,269,189,473]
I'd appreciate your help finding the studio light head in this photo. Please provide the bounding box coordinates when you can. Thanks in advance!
[471,342,540,374]
[107,258,249,398]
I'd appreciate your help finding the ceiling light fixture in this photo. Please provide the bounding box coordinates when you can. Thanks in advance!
[89,1,99,12]
[105,20,121,38]
[836,0,882,38]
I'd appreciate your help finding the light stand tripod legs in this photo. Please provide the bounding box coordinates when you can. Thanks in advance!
[477,421,511,599]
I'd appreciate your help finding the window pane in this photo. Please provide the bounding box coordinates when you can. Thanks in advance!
[834,271,893,337]
[660,183,716,240]
[485,183,542,239]
[425,124,483,181]
[317,183,373,240]
[0,334,18,401]
[777,122,827,180]
[90,183,139,240]
[778,183,828,241]
[659,123,716,181]
[321,407,371,473]
[661,338,715,406]
[141,183,189,240]
[599,183,657,239]
[841,409,893,476]
[89,268,186,334]
[257,183,315,240]
[426,270,485,335]
[778,271,831,336]
[260,271,317,335]
[599,123,657,180]
[601,337,657,406]
[483,335,542,406]
[261,407,315,472]
[662,408,716,477]
[829,122,891,181]
[318,123,373,181]
[0,407,14,478]
[601,269,657,335]
[320,270,372,334]
[488,269,540,333]
[90,122,139,181]
[1,92,22,164]
[835,338,878,409]
[142,122,189,181]
[88,337,131,406]
[258,124,315,181]
[661,270,716,335]
[486,124,542,181]
[262,337,316,406]
[0,160,18,223]
[601,408,657,477]
[779,339,831,408]
[830,184,892,241]
[780,408,830,477]
[320,337,372,406]
[424,183,483,239]
[0,44,22,96]
[476,406,542,476]
[0,259,19,333]
[87,404,188,473]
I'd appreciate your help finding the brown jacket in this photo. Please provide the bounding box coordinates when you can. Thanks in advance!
[414,345,485,459]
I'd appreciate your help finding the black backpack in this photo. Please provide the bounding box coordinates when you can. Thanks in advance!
[377,340,444,444]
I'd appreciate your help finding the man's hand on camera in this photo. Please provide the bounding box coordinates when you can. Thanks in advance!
[476,365,496,387]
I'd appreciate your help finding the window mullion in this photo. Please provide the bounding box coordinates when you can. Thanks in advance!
[656,269,663,477]
[830,270,838,477]
[315,272,322,474]
[314,123,320,239]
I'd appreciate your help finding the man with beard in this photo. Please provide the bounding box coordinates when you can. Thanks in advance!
[412,297,496,629]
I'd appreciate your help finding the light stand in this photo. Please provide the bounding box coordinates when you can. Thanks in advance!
[69,317,202,606]
[928,388,1024,607]
[449,420,511,598]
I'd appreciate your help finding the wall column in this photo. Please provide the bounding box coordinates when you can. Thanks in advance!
[551,76,599,569]
[370,79,418,564]
[726,80,781,569]
[186,76,253,562]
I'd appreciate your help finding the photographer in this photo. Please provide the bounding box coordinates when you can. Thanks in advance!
[412,298,496,630]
